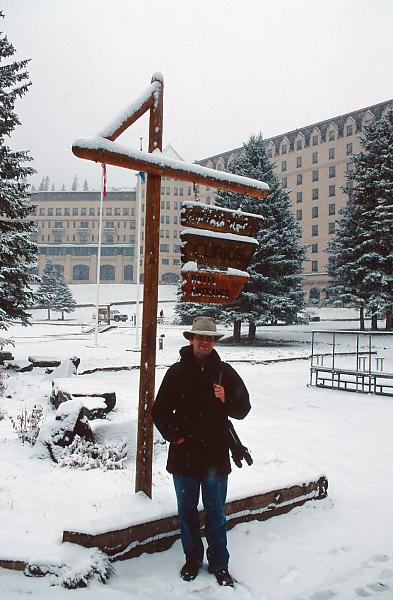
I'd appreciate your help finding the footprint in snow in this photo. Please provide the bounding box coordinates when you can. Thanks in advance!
[310,591,337,600]
[356,582,390,597]
[361,555,390,569]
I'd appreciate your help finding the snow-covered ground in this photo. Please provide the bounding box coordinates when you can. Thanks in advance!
[1,285,393,599]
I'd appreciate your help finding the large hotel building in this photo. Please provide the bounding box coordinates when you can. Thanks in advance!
[30,100,392,302]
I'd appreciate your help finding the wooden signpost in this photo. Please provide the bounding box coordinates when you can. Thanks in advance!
[180,202,263,304]
[72,73,269,498]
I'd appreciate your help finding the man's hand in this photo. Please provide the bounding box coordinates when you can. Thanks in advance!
[213,384,225,403]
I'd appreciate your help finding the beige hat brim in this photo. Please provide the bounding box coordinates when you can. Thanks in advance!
[183,330,224,340]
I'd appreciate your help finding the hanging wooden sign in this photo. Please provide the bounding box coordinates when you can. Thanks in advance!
[180,229,258,271]
[181,265,249,305]
[181,201,263,237]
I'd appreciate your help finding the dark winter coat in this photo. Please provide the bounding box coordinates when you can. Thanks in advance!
[151,344,250,476]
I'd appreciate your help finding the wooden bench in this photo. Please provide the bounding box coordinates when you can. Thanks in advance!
[310,365,393,396]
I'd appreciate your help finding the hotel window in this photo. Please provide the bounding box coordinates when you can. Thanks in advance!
[281,144,287,154]
[165,230,170,238]
[56,207,62,216]
[296,140,302,150]
[47,208,53,216]
[329,185,336,197]
[328,131,335,141]
[296,156,302,168]
[160,230,164,238]
[329,166,336,178]
[312,206,319,218]
[346,162,354,173]
[72,208,78,215]
[39,208,45,215]
[312,152,318,164]
[281,160,287,171]
[160,244,169,252]
[329,203,336,215]
[347,125,353,136]
[312,261,319,272]
[296,209,302,221]
[160,201,165,209]
[54,221,63,228]
[179,188,184,196]
[89,207,95,215]
[81,207,87,216]
[165,215,170,224]
[282,177,288,188]
[312,134,319,146]
[311,243,318,253]
[162,258,169,265]
[174,188,178,196]
[166,187,170,194]
[166,201,170,209]
[160,215,164,224]
[346,143,353,155]
[174,202,178,210]
[312,188,319,200]
[115,208,120,216]
[267,149,273,158]
[123,208,129,216]
[329,147,336,160]
[329,222,336,234]
[188,186,192,196]
[296,191,303,203]
[312,170,319,182]
[105,208,112,216]
[312,224,319,236]
[296,174,303,185]
[161,187,165,195]
[174,216,178,224]
[173,230,178,238]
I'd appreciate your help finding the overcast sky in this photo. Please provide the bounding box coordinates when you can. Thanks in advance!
[3,0,393,191]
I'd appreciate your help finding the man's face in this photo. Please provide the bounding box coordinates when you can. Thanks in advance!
[190,334,216,359]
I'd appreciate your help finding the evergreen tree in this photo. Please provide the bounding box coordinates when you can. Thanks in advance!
[71,175,78,191]
[214,133,305,339]
[52,272,76,320]
[326,108,393,330]
[61,183,66,191]
[37,260,59,320]
[83,178,89,192]
[0,11,37,345]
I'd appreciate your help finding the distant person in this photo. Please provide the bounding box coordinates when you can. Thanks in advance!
[152,316,250,587]
[159,309,164,323]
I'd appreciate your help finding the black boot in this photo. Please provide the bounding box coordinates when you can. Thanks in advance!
[208,567,235,587]
[180,558,202,581]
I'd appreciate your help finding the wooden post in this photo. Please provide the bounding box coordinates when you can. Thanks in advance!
[135,75,163,497]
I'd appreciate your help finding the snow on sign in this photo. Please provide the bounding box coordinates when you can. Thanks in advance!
[181,201,263,237]
[180,201,263,304]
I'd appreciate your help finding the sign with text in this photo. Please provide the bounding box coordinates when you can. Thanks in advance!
[181,268,249,304]
[181,201,263,237]
[180,230,258,271]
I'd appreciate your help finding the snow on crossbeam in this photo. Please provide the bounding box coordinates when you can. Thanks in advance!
[72,137,270,199]
[62,476,328,561]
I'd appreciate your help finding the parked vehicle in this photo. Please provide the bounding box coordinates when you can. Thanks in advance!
[109,309,128,322]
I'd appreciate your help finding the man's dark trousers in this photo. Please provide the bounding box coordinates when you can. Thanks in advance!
[173,474,229,570]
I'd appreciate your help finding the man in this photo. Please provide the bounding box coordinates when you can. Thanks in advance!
[152,316,250,587]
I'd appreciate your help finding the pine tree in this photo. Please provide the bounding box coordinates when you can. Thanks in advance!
[0,11,37,345]
[83,179,89,192]
[52,272,76,320]
[71,175,78,191]
[214,133,305,339]
[327,108,393,330]
[37,260,59,320]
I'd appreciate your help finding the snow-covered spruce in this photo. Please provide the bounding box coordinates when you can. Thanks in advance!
[37,260,77,320]
[327,107,393,330]
[0,11,37,349]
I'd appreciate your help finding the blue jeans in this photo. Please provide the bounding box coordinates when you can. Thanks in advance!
[173,474,229,571]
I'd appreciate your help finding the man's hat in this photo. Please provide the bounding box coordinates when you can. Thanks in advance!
[183,316,224,341]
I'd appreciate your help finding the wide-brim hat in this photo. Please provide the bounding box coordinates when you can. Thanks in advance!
[183,316,224,340]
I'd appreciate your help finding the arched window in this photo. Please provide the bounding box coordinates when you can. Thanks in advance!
[53,264,64,276]
[100,265,115,281]
[309,288,321,304]
[124,264,133,281]
[73,264,89,281]
[162,272,179,284]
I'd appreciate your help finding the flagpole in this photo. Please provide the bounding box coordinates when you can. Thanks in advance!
[94,163,106,347]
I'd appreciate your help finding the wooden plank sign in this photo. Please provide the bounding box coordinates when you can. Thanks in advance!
[181,201,263,237]
[181,229,258,271]
[181,265,249,304]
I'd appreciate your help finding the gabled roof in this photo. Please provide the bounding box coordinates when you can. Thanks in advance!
[163,143,184,161]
